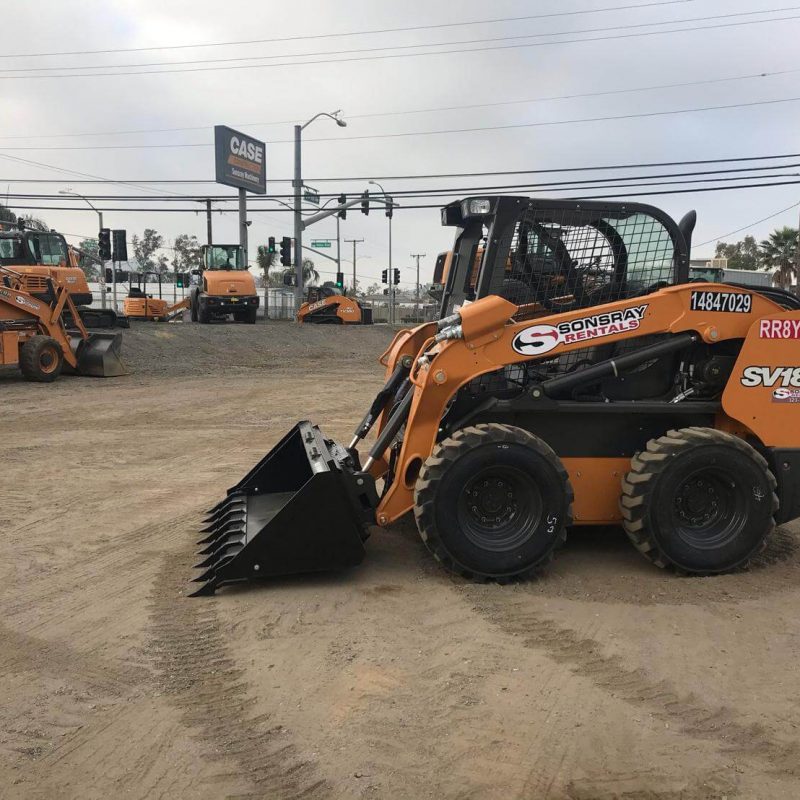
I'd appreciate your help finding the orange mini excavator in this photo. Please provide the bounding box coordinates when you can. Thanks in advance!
[192,196,800,595]
[0,264,126,381]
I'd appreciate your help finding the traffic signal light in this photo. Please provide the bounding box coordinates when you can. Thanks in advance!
[112,229,127,263]
[361,190,369,216]
[393,268,400,285]
[98,228,111,261]
[338,194,347,220]
[268,236,276,254]
[381,268,388,284]
[279,236,292,267]
[335,272,344,289]
[175,272,190,289]
[385,197,393,219]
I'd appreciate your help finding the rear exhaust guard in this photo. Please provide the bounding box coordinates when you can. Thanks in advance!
[190,421,379,596]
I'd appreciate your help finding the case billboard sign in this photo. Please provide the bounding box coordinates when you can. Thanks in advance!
[214,125,266,194]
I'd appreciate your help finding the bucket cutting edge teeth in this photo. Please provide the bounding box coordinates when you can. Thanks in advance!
[197,531,246,560]
[196,520,246,548]
[199,511,245,535]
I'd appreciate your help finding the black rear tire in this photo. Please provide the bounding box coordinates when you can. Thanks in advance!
[190,294,198,322]
[414,423,573,580]
[19,335,64,383]
[620,427,778,573]
[198,304,210,324]
[244,307,257,324]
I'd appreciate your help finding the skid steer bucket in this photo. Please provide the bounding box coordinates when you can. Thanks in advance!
[190,421,379,596]
[65,332,128,377]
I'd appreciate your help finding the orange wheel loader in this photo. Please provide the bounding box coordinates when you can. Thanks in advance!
[189,244,259,324]
[191,195,800,595]
[0,265,126,381]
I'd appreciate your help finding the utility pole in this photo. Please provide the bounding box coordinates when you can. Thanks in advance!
[206,199,213,245]
[293,124,303,311]
[411,252,426,320]
[345,238,364,294]
[238,188,248,268]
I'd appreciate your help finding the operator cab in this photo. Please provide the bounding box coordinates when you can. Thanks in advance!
[0,229,69,267]
[202,244,246,271]
[306,283,342,303]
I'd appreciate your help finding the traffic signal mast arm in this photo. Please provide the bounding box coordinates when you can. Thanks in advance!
[301,193,372,230]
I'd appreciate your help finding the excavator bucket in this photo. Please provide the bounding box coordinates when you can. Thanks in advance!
[65,332,128,377]
[190,421,379,596]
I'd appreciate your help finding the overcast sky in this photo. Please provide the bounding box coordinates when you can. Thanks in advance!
[3,0,800,290]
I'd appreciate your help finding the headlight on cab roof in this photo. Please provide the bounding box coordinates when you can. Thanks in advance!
[460,197,494,217]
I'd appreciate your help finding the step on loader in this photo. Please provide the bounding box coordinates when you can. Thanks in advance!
[191,195,800,595]
[0,265,126,381]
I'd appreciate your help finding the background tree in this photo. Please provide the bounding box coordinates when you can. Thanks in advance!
[256,245,277,285]
[131,228,164,272]
[22,214,49,231]
[172,234,202,272]
[76,237,101,279]
[302,258,319,285]
[760,226,799,293]
[714,235,760,271]
[0,203,16,226]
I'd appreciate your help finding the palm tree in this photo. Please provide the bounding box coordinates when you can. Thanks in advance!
[760,226,799,293]
[302,258,320,285]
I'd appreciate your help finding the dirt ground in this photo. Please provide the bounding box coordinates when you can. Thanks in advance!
[1,320,799,800]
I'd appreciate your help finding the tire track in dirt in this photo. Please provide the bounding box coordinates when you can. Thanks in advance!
[463,585,800,780]
[146,550,330,800]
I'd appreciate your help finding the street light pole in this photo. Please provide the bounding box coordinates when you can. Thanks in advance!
[60,188,106,309]
[293,110,347,315]
[369,180,397,324]
[411,253,426,320]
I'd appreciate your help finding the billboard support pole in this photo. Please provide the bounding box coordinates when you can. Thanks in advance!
[293,124,303,314]
[206,199,213,245]
[238,188,248,268]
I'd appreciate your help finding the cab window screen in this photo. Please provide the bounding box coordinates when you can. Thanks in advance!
[487,206,678,318]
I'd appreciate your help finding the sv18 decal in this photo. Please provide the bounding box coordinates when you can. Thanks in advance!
[690,290,752,314]
[512,304,648,356]
[740,366,800,388]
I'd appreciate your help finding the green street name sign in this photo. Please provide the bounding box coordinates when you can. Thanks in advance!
[311,240,331,248]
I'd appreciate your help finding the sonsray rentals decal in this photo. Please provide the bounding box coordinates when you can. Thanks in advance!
[690,290,752,313]
[512,304,648,356]
[759,319,800,339]
[773,388,800,404]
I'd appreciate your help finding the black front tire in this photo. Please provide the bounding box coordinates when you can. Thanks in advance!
[198,303,210,324]
[190,294,198,322]
[414,423,574,581]
[19,335,64,382]
[620,427,778,573]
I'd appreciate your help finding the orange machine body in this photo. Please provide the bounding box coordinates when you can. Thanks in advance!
[370,285,796,526]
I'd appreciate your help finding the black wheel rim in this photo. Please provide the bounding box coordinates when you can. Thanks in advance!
[670,466,748,549]
[457,465,542,552]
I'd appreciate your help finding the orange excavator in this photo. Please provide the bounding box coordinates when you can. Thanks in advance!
[0,222,127,328]
[297,283,372,324]
[0,264,126,381]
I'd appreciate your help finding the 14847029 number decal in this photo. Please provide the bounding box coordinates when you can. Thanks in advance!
[690,290,752,314]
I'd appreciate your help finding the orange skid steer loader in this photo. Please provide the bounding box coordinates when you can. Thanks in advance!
[297,283,372,325]
[1,265,126,380]
[191,196,800,595]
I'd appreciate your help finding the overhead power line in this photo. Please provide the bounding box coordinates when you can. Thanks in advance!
[8,178,800,212]
[5,94,800,150]
[6,161,800,201]
[3,6,790,75]
[3,13,800,80]
[3,151,800,185]
[0,1,694,59]
[2,65,799,141]
[695,200,800,247]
